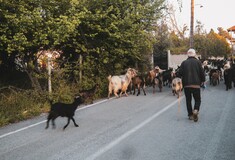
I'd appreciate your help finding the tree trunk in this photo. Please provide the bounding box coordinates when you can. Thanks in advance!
[26,70,42,92]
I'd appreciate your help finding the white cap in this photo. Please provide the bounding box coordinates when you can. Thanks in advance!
[187,48,196,57]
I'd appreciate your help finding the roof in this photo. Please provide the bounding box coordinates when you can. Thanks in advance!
[227,26,235,32]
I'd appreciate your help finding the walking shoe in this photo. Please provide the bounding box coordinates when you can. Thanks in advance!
[188,115,194,120]
[193,110,199,122]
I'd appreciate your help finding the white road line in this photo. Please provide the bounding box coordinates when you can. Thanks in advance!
[0,98,113,139]
[85,97,182,160]
[77,98,114,112]
[0,120,46,139]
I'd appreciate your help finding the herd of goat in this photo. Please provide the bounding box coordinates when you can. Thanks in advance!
[204,59,235,90]
[107,66,182,98]
[46,58,235,130]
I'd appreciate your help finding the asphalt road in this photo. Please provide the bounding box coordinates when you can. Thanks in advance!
[0,81,235,160]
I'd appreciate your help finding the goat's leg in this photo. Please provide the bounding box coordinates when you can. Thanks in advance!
[121,90,128,97]
[108,90,111,99]
[45,120,50,129]
[152,82,155,94]
[125,91,128,97]
[119,92,122,97]
[133,86,136,95]
[137,84,140,96]
[63,118,71,130]
[45,113,53,129]
[229,81,232,89]
[142,86,146,95]
[168,80,172,88]
[115,91,120,98]
[129,83,132,94]
[45,115,51,129]
[159,81,163,92]
[108,85,113,99]
[113,89,120,98]
[71,117,79,127]
[122,85,129,97]
[51,117,57,129]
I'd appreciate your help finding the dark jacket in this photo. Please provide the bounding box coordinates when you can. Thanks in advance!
[179,57,205,87]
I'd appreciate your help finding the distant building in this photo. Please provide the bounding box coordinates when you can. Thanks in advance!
[154,50,203,70]
[167,51,201,69]
[227,26,235,57]
[227,26,235,33]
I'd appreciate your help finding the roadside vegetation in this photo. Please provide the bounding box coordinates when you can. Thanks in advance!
[0,0,232,127]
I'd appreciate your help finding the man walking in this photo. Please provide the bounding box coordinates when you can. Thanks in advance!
[179,49,205,122]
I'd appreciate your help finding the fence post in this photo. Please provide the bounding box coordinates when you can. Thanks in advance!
[167,50,171,69]
[48,54,52,94]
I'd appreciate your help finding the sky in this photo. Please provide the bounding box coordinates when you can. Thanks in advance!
[167,0,235,33]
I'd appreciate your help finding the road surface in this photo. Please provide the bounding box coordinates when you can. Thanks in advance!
[0,81,235,160]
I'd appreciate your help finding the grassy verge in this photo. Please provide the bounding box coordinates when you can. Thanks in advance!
[0,87,50,127]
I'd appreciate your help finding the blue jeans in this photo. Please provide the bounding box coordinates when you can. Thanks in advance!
[184,88,201,116]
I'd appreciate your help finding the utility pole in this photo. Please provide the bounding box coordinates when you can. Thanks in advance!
[190,0,194,48]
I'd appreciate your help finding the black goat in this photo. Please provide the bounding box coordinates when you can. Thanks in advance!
[45,96,83,130]
[79,84,99,104]
[162,68,173,87]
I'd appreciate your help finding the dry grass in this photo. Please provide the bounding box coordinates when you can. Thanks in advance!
[0,88,49,127]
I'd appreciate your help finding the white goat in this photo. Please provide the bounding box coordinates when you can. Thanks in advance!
[108,68,137,98]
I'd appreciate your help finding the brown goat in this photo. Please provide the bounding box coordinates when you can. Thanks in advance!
[146,66,165,91]
[172,77,183,98]
[146,68,159,86]
[132,75,146,96]
[153,73,163,93]
[211,72,220,86]
[79,84,99,104]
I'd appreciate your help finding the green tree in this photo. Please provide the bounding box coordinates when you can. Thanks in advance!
[0,0,86,90]
[0,0,166,90]
[153,21,171,55]
[72,0,166,78]
[206,30,231,57]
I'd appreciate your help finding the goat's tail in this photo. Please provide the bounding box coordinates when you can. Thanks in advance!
[107,75,112,82]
